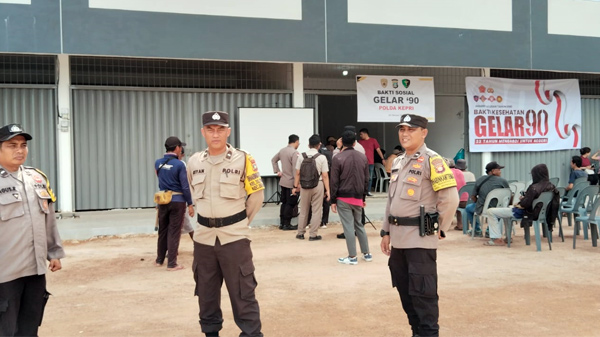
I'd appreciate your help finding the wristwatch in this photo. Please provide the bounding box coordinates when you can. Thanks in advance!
[380,229,390,237]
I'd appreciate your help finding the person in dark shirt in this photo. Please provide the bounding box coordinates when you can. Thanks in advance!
[154,136,194,271]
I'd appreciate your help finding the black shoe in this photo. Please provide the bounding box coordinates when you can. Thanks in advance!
[337,233,345,239]
[282,225,298,231]
[279,225,284,230]
[367,192,374,197]
[309,235,322,241]
[296,234,304,240]
[205,332,219,337]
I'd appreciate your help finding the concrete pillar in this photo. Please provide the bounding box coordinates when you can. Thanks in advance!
[292,63,304,108]
[56,54,74,214]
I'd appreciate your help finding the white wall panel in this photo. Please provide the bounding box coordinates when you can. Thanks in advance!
[89,0,302,20]
[548,0,600,38]
[348,0,512,31]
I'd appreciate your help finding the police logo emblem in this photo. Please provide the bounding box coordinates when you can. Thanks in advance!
[403,115,411,122]
[392,79,399,89]
[380,78,388,88]
[417,156,424,163]
[431,158,446,173]
[212,112,221,120]
[407,188,415,196]
[473,96,479,102]
[9,125,22,132]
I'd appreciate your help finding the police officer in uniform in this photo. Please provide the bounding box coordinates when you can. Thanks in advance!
[0,124,65,336]
[187,111,265,337]
[380,114,459,337]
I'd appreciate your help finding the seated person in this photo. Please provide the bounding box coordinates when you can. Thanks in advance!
[566,156,588,191]
[466,161,509,237]
[485,164,558,246]
[384,145,404,174]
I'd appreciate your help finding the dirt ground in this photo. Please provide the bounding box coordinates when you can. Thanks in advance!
[40,221,600,337]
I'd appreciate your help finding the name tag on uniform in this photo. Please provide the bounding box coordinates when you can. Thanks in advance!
[390,174,398,182]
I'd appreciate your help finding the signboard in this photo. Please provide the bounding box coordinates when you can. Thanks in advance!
[356,75,436,122]
[466,77,581,152]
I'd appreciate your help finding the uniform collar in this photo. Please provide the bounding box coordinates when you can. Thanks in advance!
[202,144,234,162]
[407,143,428,160]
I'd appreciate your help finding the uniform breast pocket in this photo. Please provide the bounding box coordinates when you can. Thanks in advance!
[0,192,25,221]
[191,173,207,199]
[399,175,423,201]
[220,174,242,199]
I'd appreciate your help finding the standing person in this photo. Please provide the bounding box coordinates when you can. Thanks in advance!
[330,130,371,265]
[187,111,265,337]
[0,124,65,336]
[155,136,194,271]
[455,159,476,183]
[271,134,300,231]
[447,159,467,231]
[358,128,386,196]
[380,114,459,337]
[293,134,330,241]
[318,141,333,228]
[179,146,195,240]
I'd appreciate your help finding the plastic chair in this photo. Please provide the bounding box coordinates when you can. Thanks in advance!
[585,198,600,247]
[559,181,590,234]
[509,191,555,251]
[456,182,475,234]
[549,177,560,187]
[572,185,600,249]
[574,176,588,186]
[472,188,512,239]
[373,163,390,193]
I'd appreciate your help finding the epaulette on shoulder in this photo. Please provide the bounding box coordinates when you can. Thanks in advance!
[29,167,57,203]
[236,148,248,154]
[426,149,439,157]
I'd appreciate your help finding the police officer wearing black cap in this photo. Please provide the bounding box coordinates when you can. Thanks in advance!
[154,136,194,271]
[380,114,459,337]
[0,123,64,336]
[187,111,265,337]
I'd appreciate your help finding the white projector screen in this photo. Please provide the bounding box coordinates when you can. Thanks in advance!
[238,108,315,177]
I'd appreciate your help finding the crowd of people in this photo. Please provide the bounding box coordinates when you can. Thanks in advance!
[2,112,593,337]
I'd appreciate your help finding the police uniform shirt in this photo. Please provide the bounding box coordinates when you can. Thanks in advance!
[0,166,65,284]
[187,144,264,246]
[295,148,329,180]
[382,144,459,249]
[271,145,299,189]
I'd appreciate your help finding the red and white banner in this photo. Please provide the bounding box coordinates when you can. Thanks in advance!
[466,77,581,152]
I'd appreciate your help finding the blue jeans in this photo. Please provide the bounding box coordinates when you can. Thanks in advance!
[465,203,481,231]
[368,164,374,192]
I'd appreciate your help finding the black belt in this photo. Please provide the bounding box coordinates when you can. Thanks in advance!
[197,210,247,228]
[388,215,420,226]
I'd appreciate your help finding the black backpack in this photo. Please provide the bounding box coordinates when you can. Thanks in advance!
[299,152,321,189]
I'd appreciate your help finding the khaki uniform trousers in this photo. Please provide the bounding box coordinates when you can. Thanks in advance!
[297,180,324,237]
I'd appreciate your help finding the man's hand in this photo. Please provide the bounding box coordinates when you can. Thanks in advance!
[325,190,330,202]
[380,235,391,256]
[277,172,283,177]
[382,159,386,165]
[331,203,337,213]
[291,187,297,196]
[188,205,195,217]
[49,259,62,272]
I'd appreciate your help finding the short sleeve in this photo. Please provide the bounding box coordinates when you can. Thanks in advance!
[429,155,457,191]
[244,154,265,195]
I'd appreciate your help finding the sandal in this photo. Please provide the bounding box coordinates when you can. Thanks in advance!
[454,225,463,231]
[484,239,505,246]
[167,265,185,271]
